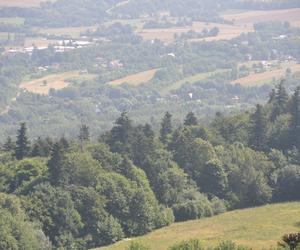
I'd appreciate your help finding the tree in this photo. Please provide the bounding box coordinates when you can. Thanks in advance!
[15,122,31,160]
[199,159,228,198]
[249,104,267,151]
[160,112,173,144]
[47,142,67,186]
[184,112,198,126]
[2,136,15,152]
[108,111,133,154]
[289,87,300,148]
[270,81,289,121]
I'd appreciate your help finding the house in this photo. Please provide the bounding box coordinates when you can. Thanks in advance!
[108,60,123,70]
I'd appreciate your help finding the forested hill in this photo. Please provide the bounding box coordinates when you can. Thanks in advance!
[1,82,300,249]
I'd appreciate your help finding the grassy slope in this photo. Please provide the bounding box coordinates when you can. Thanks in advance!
[96,202,300,250]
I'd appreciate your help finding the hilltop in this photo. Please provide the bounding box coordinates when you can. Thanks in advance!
[98,202,300,250]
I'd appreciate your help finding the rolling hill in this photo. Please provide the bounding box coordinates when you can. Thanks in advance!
[96,202,300,250]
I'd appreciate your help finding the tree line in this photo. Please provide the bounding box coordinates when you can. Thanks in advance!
[0,82,300,249]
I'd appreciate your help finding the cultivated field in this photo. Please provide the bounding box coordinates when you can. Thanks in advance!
[20,71,96,94]
[232,62,300,86]
[222,8,300,28]
[39,26,98,39]
[97,202,300,250]
[0,0,55,7]
[108,69,157,86]
[138,22,253,43]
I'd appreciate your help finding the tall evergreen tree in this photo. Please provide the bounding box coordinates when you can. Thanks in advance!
[15,122,30,160]
[249,104,267,151]
[289,87,300,148]
[48,142,67,186]
[184,112,198,126]
[78,124,90,142]
[160,112,173,144]
[108,111,133,154]
[270,81,289,121]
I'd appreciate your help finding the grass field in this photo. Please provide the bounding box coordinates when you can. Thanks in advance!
[232,62,300,86]
[0,0,55,7]
[38,26,98,39]
[96,202,300,250]
[108,69,157,86]
[0,17,24,25]
[161,69,229,95]
[20,71,96,94]
[138,22,253,43]
[222,8,300,28]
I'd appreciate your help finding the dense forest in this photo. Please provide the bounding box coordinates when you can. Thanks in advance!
[1,83,300,249]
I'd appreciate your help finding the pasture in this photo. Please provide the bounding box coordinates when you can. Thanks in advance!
[20,71,96,94]
[0,0,55,7]
[108,69,157,86]
[232,62,300,86]
[96,202,300,250]
[222,8,300,28]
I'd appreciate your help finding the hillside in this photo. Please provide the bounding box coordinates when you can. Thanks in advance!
[98,202,300,250]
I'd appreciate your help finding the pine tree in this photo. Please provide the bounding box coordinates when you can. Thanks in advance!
[270,81,289,121]
[78,124,90,142]
[289,87,300,148]
[160,112,173,144]
[184,112,198,126]
[47,142,67,186]
[15,123,30,160]
[78,124,90,152]
[2,136,15,152]
[108,111,133,154]
[249,104,268,151]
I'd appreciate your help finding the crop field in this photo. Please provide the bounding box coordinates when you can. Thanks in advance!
[232,62,300,86]
[39,26,98,38]
[97,202,300,250]
[20,71,96,94]
[222,8,300,28]
[0,0,55,7]
[138,21,253,43]
[0,17,25,25]
[108,69,157,86]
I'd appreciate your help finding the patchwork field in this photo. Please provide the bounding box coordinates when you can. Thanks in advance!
[222,8,300,28]
[0,0,55,7]
[232,62,300,86]
[20,71,96,94]
[96,202,300,250]
[108,69,157,86]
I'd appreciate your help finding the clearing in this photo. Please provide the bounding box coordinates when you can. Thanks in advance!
[108,69,157,86]
[232,62,300,86]
[161,69,229,95]
[0,0,55,7]
[222,8,300,28]
[96,202,300,250]
[20,71,96,94]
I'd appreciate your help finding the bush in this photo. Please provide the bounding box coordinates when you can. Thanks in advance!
[169,239,204,250]
[126,241,150,250]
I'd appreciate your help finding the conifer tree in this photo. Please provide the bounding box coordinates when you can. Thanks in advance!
[2,136,15,152]
[270,81,289,121]
[15,122,30,160]
[47,142,67,186]
[249,104,267,151]
[289,87,300,148]
[160,112,173,144]
[184,112,198,126]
